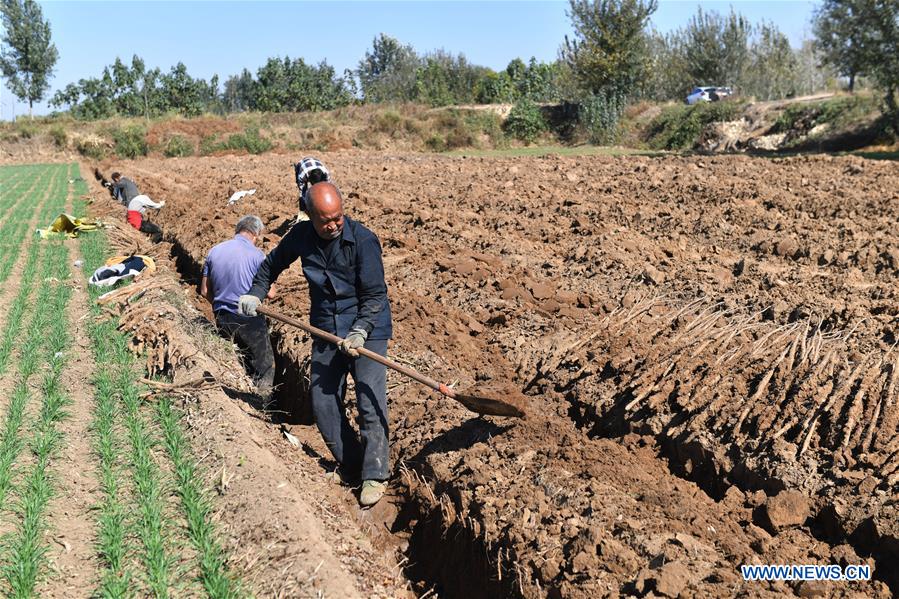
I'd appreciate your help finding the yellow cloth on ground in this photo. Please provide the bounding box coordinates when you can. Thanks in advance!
[36,213,101,239]
[105,254,156,273]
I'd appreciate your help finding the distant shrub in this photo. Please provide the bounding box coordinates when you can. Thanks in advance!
[163,135,194,157]
[75,134,107,160]
[425,134,446,152]
[199,134,219,156]
[645,101,745,150]
[222,127,272,154]
[372,110,403,135]
[464,110,504,145]
[579,92,626,144]
[419,109,504,150]
[49,126,68,148]
[111,125,148,158]
[504,98,547,144]
[445,128,477,150]
[16,122,38,139]
[403,117,424,135]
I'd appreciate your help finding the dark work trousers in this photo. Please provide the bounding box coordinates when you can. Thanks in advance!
[215,310,275,394]
[140,219,162,242]
[310,338,389,481]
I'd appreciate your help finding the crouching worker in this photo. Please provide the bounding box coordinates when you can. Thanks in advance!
[294,156,331,222]
[201,215,276,401]
[238,182,392,507]
[108,172,164,240]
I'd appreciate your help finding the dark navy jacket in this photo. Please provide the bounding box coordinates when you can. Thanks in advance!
[248,216,392,340]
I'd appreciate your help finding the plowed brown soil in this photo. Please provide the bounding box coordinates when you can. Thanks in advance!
[90,151,899,598]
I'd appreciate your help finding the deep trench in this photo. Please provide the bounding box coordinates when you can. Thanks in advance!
[555,373,899,595]
[163,232,517,599]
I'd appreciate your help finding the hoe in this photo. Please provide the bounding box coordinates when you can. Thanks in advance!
[258,306,527,419]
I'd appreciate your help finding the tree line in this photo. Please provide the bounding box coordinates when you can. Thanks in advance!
[46,39,566,119]
[2,0,898,136]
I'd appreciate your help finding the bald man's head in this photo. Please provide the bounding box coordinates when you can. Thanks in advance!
[306,182,345,240]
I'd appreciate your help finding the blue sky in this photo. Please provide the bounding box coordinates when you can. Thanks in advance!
[1,1,818,119]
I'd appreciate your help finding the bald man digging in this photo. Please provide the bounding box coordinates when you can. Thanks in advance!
[239,182,392,507]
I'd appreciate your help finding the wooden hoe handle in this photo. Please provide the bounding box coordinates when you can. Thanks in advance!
[256,305,457,399]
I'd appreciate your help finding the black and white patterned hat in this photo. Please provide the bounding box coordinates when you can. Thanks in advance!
[295,157,330,192]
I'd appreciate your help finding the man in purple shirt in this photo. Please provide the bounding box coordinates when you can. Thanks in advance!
[201,215,276,399]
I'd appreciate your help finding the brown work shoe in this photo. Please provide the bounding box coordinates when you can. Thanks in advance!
[359,480,387,506]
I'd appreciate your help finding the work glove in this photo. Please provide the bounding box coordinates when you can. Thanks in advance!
[156,200,165,208]
[238,294,261,317]
[338,328,368,357]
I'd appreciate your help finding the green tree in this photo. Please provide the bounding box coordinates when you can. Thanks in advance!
[504,97,547,143]
[793,39,835,96]
[223,68,256,112]
[0,0,59,117]
[158,62,213,117]
[683,8,751,87]
[356,34,420,102]
[813,0,876,92]
[475,70,517,104]
[561,0,658,96]
[643,28,690,101]
[865,0,899,134]
[744,22,799,100]
[253,56,351,112]
[511,57,561,101]
[415,50,484,106]
[49,58,218,119]
[813,0,899,133]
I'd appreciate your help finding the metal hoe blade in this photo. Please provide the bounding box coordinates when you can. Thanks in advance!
[452,386,528,419]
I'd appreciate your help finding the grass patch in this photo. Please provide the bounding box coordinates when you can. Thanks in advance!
[48,126,67,149]
[74,180,137,596]
[162,135,194,158]
[119,371,175,595]
[14,122,38,140]
[222,126,273,154]
[853,150,899,161]
[0,243,48,513]
[0,164,75,595]
[197,127,272,155]
[75,192,172,595]
[75,135,108,160]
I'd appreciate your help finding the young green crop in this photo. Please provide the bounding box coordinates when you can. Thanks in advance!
[2,241,74,597]
[80,222,176,597]
[73,178,138,596]
[157,398,242,598]
[75,179,242,597]
[0,164,98,596]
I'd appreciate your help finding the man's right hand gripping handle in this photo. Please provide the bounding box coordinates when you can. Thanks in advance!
[238,294,261,317]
